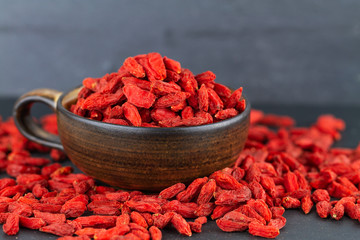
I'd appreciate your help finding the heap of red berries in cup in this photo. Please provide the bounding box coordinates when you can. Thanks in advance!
[70,53,245,127]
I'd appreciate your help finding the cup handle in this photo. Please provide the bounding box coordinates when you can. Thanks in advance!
[13,88,64,151]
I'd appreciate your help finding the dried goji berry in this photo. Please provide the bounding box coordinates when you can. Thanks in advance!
[61,201,87,218]
[82,88,124,111]
[248,222,280,238]
[207,88,224,115]
[268,216,286,229]
[270,207,285,218]
[316,201,332,218]
[123,84,156,109]
[3,213,19,235]
[330,203,345,220]
[260,176,277,198]
[94,225,130,240]
[282,196,301,209]
[171,213,192,236]
[19,216,46,229]
[74,215,117,228]
[151,80,181,96]
[195,71,216,85]
[283,172,299,193]
[106,191,130,202]
[163,56,181,73]
[158,183,185,200]
[123,102,142,127]
[197,179,216,205]
[127,200,161,213]
[147,52,167,81]
[123,57,146,78]
[237,205,266,224]
[194,202,215,217]
[215,108,238,120]
[162,200,197,218]
[130,211,148,229]
[176,177,208,203]
[8,202,32,217]
[210,171,243,190]
[75,227,102,238]
[152,212,175,229]
[40,222,75,236]
[122,77,151,91]
[149,225,162,240]
[312,189,330,203]
[215,187,251,206]
[198,84,209,112]
[150,108,176,122]
[301,195,313,214]
[58,235,91,240]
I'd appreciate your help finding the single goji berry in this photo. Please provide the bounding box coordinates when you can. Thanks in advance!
[163,56,181,73]
[152,212,175,229]
[194,202,215,217]
[40,222,75,236]
[248,222,280,238]
[316,201,332,218]
[149,225,162,240]
[126,200,161,214]
[197,179,216,205]
[74,215,117,228]
[123,57,146,78]
[158,183,185,200]
[3,213,19,235]
[301,195,313,214]
[176,177,208,203]
[147,52,167,81]
[268,216,286,229]
[171,213,192,236]
[123,102,142,127]
[19,216,46,229]
[151,80,181,95]
[215,187,251,206]
[123,84,156,109]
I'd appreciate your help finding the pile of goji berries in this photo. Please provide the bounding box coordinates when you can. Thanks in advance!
[1,108,360,239]
[70,52,245,127]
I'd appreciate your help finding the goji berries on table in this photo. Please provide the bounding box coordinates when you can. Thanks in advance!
[1,108,359,239]
[2,53,360,239]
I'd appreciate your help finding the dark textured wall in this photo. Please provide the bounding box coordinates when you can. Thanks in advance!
[1,0,360,105]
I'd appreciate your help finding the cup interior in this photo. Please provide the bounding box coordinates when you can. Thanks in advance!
[60,87,82,111]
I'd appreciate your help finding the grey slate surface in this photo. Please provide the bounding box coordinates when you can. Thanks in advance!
[1,0,360,105]
[1,98,360,239]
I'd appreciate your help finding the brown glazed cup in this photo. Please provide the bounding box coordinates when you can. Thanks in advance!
[13,86,250,191]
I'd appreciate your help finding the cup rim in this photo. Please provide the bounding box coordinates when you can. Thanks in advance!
[57,86,251,133]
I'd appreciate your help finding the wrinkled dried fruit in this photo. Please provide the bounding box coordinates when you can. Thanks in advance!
[248,222,280,238]
[171,214,192,236]
[70,53,246,127]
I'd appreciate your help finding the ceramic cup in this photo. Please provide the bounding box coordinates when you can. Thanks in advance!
[13,87,250,191]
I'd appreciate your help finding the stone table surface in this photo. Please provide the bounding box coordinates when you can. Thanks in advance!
[0,97,360,240]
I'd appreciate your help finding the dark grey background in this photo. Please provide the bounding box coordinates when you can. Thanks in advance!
[1,0,360,105]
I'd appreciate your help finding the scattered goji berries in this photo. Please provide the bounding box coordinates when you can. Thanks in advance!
[4,109,360,239]
[70,53,246,127]
[2,60,360,239]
